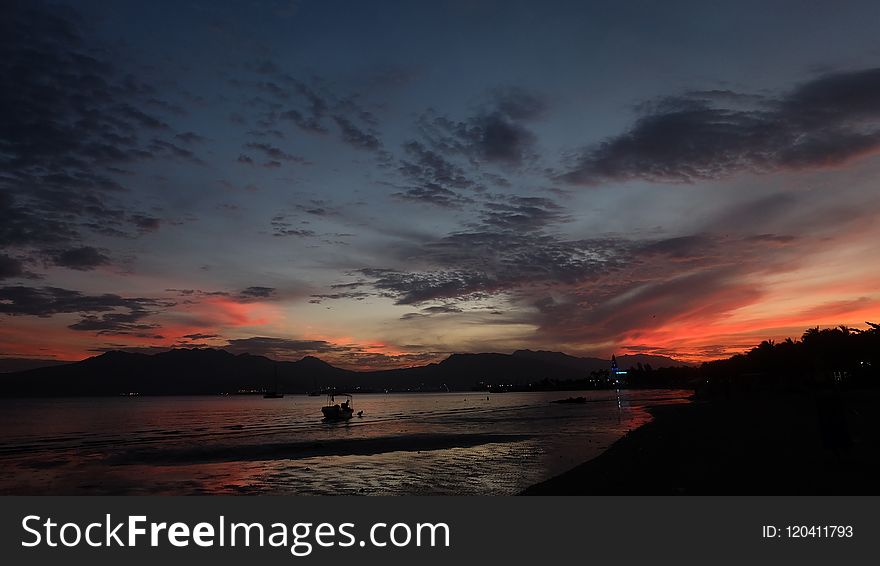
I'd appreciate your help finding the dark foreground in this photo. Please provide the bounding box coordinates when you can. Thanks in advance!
[524,388,880,495]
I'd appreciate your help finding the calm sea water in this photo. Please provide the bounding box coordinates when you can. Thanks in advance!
[0,390,689,495]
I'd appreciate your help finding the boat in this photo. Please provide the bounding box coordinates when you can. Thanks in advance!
[321,393,354,421]
[263,363,284,398]
[307,378,321,396]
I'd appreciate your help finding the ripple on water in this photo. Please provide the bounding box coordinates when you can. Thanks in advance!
[0,390,690,494]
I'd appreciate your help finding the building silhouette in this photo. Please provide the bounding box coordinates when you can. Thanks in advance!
[610,355,628,386]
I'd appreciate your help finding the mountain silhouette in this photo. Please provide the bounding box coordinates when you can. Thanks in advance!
[512,350,611,372]
[0,357,71,373]
[0,348,689,397]
[512,350,689,371]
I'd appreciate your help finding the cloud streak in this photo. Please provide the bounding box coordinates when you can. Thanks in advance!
[0,285,170,335]
[563,68,880,184]
[0,0,198,275]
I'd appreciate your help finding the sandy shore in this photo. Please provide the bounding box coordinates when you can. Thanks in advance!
[523,389,879,495]
[109,432,531,465]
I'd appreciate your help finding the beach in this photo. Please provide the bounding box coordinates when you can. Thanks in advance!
[523,389,880,495]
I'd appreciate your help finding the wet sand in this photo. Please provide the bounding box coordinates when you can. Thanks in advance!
[523,389,880,495]
[109,433,531,465]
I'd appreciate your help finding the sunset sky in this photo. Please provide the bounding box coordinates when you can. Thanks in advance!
[3,0,880,369]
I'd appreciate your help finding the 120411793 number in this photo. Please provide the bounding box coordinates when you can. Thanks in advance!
[788,525,853,538]
[763,525,854,538]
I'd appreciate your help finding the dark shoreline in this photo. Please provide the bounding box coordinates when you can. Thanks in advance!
[523,389,880,495]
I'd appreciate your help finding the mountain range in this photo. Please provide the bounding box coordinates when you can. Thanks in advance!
[0,348,690,397]
[0,358,72,373]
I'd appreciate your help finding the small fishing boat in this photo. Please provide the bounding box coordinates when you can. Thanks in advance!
[321,393,354,421]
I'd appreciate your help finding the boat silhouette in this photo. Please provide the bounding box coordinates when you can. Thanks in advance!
[263,363,284,398]
[321,393,354,421]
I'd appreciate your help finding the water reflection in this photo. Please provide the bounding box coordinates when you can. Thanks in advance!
[0,390,689,495]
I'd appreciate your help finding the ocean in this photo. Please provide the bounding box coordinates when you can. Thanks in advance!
[0,390,689,495]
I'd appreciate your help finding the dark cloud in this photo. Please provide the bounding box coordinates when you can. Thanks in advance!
[421,305,462,314]
[130,214,161,233]
[89,344,178,355]
[247,67,386,155]
[243,142,306,163]
[247,128,285,139]
[182,333,220,340]
[415,88,545,166]
[393,184,473,208]
[51,246,110,271]
[0,1,179,174]
[165,288,229,298]
[319,186,618,308]
[67,311,160,334]
[165,286,291,304]
[279,107,328,134]
[309,291,370,303]
[332,115,381,151]
[316,186,824,353]
[517,221,812,347]
[282,80,331,133]
[332,350,445,370]
[0,285,169,334]
[391,89,545,207]
[530,267,763,346]
[295,202,329,216]
[221,335,444,369]
[465,113,536,164]
[0,0,191,271]
[349,229,630,306]
[223,336,349,358]
[398,141,477,190]
[399,312,428,320]
[0,254,24,279]
[393,140,479,207]
[270,215,316,237]
[238,286,276,300]
[635,234,724,264]
[0,186,78,247]
[362,268,496,305]
[148,139,203,164]
[477,196,568,232]
[563,67,880,184]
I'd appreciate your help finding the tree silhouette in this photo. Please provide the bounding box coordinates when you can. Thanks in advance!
[626,323,880,392]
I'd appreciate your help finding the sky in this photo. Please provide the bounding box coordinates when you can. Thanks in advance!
[2,0,880,369]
